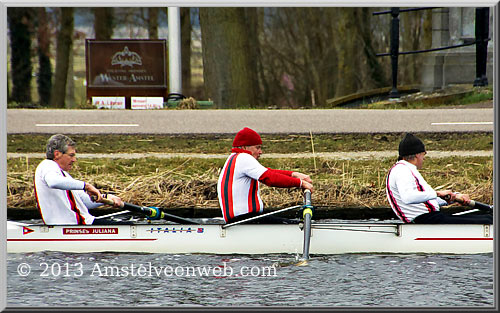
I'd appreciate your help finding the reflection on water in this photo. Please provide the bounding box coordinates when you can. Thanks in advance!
[7,252,493,307]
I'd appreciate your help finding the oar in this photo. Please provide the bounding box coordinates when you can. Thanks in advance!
[94,210,132,220]
[463,199,493,213]
[100,198,197,224]
[453,209,480,216]
[221,204,302,229]
[296,190,314,267]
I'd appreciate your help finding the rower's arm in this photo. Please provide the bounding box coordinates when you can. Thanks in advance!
[259,169,301,188]
[393,167,437,204]
[44,170,85,190]
[75,190,104,209]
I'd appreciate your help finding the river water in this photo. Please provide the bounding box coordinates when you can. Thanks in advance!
[6,218,495,308]
[7,251,494,308]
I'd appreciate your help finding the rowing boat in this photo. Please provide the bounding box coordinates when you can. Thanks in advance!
[7,220,493,255]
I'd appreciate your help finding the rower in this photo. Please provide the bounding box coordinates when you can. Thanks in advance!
[34,134,125,225]
[385,133,493,224]
[217,127,314,224]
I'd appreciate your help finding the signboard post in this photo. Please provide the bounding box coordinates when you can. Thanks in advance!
[86,39,168,109]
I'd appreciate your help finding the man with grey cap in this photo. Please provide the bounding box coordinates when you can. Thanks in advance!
[385,133,492,224]
[35,134,123,225]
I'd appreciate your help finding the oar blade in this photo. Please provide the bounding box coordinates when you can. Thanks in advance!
[295,259,309,267]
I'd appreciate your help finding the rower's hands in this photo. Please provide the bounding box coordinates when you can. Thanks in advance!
[292,172,312,183]
[454,193,471,205]
[105,194,124,208]
[437,190,471,205]
[301,180,314,193]
[292,172,314,193]
[84,183,103,202]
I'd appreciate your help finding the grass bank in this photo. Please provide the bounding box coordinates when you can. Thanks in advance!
[358,85,493,109]
[7,132,493,154]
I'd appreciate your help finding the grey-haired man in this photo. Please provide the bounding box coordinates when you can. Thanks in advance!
[35,134,122,225]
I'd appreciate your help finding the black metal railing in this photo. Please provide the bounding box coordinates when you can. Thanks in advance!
[374,7,490,98]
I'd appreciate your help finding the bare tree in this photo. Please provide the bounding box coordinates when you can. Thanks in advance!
[50,7,74,108]
[65,45,75,108]
[7,7,35,105]
[334,8,361,97]
[36,7,52,106]
[354,7,388,89]
[400,9,427,85]
[148,7,159,39]
[260,8,340,107]
[93,7,114,40]
[199,8,258,108]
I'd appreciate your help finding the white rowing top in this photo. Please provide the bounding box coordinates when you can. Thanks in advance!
[34,159,101,225]
[386,160,447,223]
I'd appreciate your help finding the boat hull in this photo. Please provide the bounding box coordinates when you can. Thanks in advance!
[7,222,493,254]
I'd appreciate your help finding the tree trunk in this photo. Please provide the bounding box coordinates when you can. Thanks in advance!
[93,8,114,40]
[355,8,387,88]
[148,7,159,39]
[422,10,433,51]
[335,8,358,97]
[243,7,261,106]
[37,7,52,106]
[181,7,192,96]
[255,8,269,106]
[401,10,417,84]
[50,7,74,108]
[65,47,75,108]
[7,7,34,104]
[199,8,258,108]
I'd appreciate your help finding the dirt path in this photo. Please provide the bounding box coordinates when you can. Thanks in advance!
[7,150,493,160]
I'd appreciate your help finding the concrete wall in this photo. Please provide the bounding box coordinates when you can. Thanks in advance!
[421,7,494,91]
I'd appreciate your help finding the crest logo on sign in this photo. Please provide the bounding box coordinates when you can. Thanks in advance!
[111,46,142,68]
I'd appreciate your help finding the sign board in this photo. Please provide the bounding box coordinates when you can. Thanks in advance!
[86,40,167,88]
[86,39,168,109]
[131,97,164,109]
[92,96,126,109]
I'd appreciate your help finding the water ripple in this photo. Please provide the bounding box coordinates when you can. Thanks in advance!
[7,252,493,307]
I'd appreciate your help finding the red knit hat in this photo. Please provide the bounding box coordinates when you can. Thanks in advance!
[232,127,262,147]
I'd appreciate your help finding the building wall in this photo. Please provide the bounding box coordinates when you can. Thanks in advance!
[421,7,494,91]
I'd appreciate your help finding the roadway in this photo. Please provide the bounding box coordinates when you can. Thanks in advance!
[6,108,494,134]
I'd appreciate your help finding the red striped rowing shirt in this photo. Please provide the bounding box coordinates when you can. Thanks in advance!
[217,149,301,222]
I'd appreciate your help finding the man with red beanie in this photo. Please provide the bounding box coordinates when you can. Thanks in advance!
[217,127,313,223]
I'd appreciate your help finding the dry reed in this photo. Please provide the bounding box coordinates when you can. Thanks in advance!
[7,156,493,212]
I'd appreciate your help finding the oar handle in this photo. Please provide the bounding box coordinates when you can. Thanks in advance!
[99,197,116,206]
[304,190,312,207]
[99,197,159,218]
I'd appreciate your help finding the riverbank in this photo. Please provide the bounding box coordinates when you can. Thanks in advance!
[7,132,493,220]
